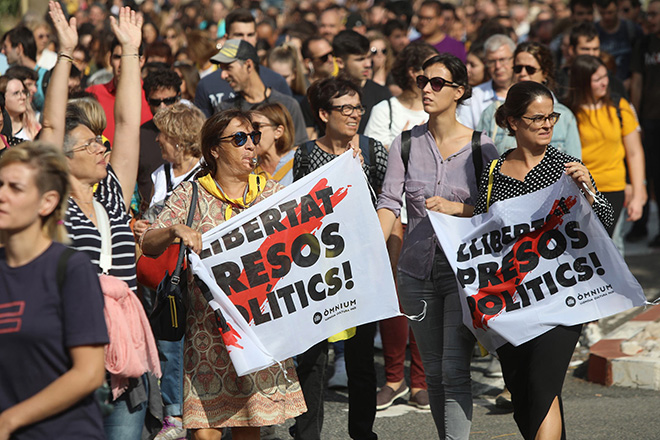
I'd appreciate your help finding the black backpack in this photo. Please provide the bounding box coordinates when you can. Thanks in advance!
[294,135,377,182]
[400,129,484,188]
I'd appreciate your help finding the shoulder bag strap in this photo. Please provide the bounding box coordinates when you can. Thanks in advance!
[56,247,77,292]
[294,141,313,181]
[171,182,198,288]
[400,130,412,176]
[471,130,483,184]
[164,163,173,194]
[486,159,498,213]
[93,200,113,274]
[368,137,377,178]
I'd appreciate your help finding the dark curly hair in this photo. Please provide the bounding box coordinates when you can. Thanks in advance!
[143,67,182,98]
[307,77,363,130]
[391,41,438,91]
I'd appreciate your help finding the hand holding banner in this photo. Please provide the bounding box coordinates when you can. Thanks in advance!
[428,175,647,353]
[190,152,401,375]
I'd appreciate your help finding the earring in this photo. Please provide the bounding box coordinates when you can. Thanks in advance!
[175,144,180,150]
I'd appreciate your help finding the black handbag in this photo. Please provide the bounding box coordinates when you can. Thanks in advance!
[149,182,198,341]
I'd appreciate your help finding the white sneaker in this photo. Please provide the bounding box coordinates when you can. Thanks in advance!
[156,416,186,440]
[328,356,348,389]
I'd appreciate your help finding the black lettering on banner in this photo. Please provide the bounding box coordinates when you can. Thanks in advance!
[243,217,265,242]
[308,273,326,301]
[490,229,503,252]
[291,233,321,267]
[222,228,245,250]
[321,223,345,257]
[515,283,531,307]
[538,229,567,259]
[513,223,530,240]
[502,289,521,311]
[293,281,309,308]
[235,304,250,323]
[478,294,503,315]
[260,208,287,236]
[478,262,502,289]
[469,237,483,258]
[211,239,223,255]
[241,250,270,287]
[500,249,518,282]
[325,267,342,296]
[525,277,545,301]
[542,271,559,295]
[266,289,283,319]
[211,262,248,295]
[501,226,515,245]
[573,257,594,282]
[516,240,539,273]
[457,267,476,287]
[556,262,577,287]
[300,194,324,224]
[565,221,588,249]
[277,284,297,313]
[249,297,271,324]
[266,243,291,278]
[315,187,335,214]
[279,200,300,227]
[457,243,470,262]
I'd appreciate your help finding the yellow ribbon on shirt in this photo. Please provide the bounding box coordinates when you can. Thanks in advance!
[198,173,265,220]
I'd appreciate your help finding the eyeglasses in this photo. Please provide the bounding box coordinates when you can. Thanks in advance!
[416,75,460,92]
[370,47,387,56]
[219,131,261,147]
[513,64,539,75]
[70,135,105,154]
[521,112,561,127]
[313,51,334,63]
[9,89,30,99]
[36,33,50,40]
[329,104,366,116]
[485,56,513,67]
[148,96,179,107]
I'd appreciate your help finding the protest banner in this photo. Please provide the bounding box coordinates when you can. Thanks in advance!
[428,175,647,353]
[189,152,401,376]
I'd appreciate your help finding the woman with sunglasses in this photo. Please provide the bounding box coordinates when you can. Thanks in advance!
[564,55,647,238]
[252,102,297,186]
[41,5,161,439]
[472,81,613,440]
[477,42,582,158]
[141,109,306,440]
[367,32,394,88]
[377,53,498,439]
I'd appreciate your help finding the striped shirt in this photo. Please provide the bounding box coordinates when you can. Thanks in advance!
[65,166,137,291]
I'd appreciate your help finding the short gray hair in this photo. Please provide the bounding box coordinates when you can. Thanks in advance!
[484,34,516,55]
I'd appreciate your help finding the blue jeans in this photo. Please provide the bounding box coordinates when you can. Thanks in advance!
[398,249,475,440]
[104,374,149,440]
[157,338,185,417]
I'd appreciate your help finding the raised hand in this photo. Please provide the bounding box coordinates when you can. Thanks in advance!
[48,1,77,55]
[109,6,143,51]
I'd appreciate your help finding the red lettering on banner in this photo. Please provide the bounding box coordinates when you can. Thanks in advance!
[469,197,577,330]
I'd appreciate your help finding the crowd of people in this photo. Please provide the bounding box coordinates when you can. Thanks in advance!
[0,0,657,439]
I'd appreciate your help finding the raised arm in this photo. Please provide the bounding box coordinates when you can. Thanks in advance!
[40,1,78,147]
[109,7,143,209]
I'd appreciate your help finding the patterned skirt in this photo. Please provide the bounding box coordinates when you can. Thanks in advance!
[182,282,307,428]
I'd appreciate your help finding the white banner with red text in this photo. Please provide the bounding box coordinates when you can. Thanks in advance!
[428,174,647,353]
[189,152,400,376]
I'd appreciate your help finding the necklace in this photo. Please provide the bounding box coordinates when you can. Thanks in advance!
[70,196,96,219]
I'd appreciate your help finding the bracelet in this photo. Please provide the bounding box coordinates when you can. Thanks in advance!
[58,52,74,62]
[121,54,140,57]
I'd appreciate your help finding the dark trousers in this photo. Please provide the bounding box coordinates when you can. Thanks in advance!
[294,323,378,440]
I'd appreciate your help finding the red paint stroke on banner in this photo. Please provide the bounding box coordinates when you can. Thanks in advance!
[222,321,244,350]
[226,179,350,327]
[471,196,577,330]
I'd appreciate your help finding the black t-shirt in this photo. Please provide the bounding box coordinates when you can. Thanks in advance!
[0,243,108,440]
[359,79,392,134]
[631,34,660,120]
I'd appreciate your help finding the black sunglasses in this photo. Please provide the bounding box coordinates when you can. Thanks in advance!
[513,65,538,75]
[219,131,261,147]
[148,96,179,107]
[370,47,387,56]
[416,75,460,92]
[313,51,334,63]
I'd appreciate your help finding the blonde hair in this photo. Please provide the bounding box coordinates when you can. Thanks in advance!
[253,102,295,155]
[0,142,70,243]
[153,103,205,158]
[67,96,107,136]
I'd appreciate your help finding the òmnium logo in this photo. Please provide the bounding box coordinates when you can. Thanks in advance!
[565,296,576,307]
[313,312,323,324]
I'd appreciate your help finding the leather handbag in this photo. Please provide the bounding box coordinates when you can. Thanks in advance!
[149,182,198,341]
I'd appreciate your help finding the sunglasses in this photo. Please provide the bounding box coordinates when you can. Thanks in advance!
[313,51,334,63]
[148,96,179,107]
[513,65,539,75]
[416,75,460,92]
[219,131,261,147]
[370,47,387,56]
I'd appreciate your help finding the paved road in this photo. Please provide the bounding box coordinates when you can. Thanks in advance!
[263,204,660,440]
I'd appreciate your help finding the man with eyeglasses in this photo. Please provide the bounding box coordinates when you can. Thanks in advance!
[86,38,153,145]
[413,0,466,62]
[332,30,391,134]
[627,0,660,246]
[1,26,48,113]
[137,67,183,215]
[457,34,515,129]
[194,8,292,118]
[213,39,308,146]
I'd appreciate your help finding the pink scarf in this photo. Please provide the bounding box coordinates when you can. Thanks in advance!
[100,275,162,400]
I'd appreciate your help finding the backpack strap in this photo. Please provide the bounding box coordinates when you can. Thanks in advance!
[56,247,77,292]
[293,140,315,182]
[485,159,498,213]
[471,130,484,187]
[400,129,412,176]
[387,98,393,131]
